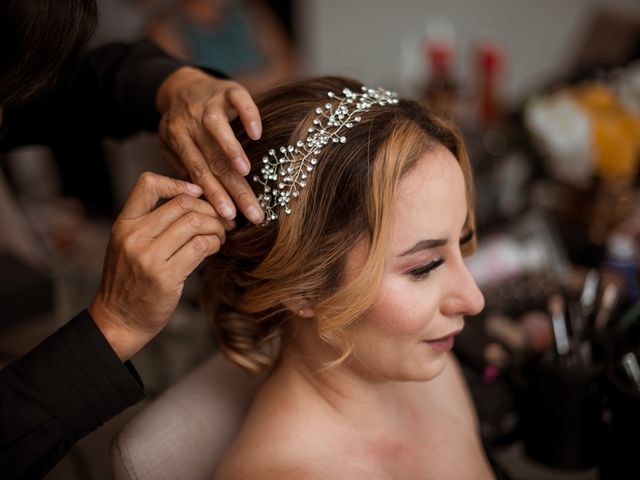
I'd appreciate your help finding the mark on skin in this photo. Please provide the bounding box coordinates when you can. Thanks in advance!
[366,436,406,463]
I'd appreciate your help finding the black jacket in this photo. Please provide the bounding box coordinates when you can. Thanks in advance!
[0,311,144,479]
[0,40,187,480]
[0,40,185,150]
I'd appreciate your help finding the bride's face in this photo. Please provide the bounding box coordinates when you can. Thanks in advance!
[344,144,484,382]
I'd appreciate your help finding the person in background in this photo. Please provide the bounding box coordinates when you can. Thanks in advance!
[146,0,296,94]
[0,0,263,478]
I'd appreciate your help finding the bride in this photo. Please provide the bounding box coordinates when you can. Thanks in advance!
[203,76,495,479]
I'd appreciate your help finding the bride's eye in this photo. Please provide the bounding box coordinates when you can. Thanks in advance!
[460,229,475,257]
[410,258,445,280]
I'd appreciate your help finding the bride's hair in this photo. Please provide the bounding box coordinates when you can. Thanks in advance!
[201,76,475,374]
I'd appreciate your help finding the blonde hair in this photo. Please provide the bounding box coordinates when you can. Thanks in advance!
[201,76,475,374]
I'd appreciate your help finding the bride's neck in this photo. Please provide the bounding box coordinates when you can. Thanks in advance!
[274,323,416,427]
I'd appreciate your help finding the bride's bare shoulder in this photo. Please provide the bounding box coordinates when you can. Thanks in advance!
[213,380,343,479]
[214,455,326,480]
[213,424,345,480]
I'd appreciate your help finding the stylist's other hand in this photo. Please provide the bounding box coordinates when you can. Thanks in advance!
[156,66,265,225]
[89,172,226,361]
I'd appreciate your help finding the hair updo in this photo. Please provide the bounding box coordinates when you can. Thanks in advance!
[201,76,475,374]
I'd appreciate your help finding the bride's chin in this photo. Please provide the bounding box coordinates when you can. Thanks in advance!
[404,353,450,382]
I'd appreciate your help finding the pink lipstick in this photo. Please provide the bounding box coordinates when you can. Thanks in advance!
[424,329,461,352]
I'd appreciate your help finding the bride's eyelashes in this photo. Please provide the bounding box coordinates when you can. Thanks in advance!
[409,258,445,280]
[408,230,475,280]
[459,229,474,246]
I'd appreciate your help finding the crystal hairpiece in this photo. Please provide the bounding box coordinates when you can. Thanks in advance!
[253,85,399,224]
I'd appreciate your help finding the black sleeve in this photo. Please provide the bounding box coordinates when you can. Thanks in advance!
[1,40,185,150]
[0,310,145,480]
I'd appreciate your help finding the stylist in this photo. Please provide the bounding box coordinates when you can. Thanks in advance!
[0,1,263,479]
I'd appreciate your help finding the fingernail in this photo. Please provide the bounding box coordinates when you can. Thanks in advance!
[247,205,264,224]
[249,121,261,140]
[234,156,251,176]
[186,183,203,196]
[219,202,235,219]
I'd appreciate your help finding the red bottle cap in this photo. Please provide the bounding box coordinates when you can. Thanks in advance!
[476,40,505,79]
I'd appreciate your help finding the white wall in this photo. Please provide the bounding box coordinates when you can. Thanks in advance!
[296,0,640,101]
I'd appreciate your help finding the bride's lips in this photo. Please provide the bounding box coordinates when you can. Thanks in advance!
[424,329,463,352]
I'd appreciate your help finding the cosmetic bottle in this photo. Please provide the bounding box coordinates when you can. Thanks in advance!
[422,21,458,118]
[474,38,505,128]
[601,232,640,304]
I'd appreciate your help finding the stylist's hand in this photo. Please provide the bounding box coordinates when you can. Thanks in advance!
[156,66,264,225]
[89,172,226,361]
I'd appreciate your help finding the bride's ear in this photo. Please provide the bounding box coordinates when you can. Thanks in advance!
[283,298,316,318]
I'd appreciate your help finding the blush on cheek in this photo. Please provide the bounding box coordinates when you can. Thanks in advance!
[368,284,432,337]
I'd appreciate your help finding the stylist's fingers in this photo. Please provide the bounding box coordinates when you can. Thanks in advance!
[120,171,202,220]
[152,210,226,261]
[202,104,251,175]
[166,234,223,281]
[159,138,190,179]
[174,133,237,220]
[144,194,218,237]
[198,150,263,225]
[190,129,264,225]
[225,86,262,141]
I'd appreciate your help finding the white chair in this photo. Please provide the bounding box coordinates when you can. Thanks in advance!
[111,353,264,480]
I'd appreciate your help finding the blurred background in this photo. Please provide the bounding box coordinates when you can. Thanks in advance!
[2,0,640,479]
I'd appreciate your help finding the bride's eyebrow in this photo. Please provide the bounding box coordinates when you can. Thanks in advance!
[399,212,473,257]
[399,238,448,257]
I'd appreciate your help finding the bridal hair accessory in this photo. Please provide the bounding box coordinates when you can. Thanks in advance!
[253,85,399,224]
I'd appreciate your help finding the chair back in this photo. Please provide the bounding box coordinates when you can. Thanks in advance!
[111,353,264,480]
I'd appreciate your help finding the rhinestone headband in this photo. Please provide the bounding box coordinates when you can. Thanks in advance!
[253,85,399,224]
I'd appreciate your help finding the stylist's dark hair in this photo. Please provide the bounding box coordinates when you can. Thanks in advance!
[0,0,98,108]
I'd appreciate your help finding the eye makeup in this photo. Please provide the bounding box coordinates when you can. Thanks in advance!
[410,258,445,279]
[407,230,475,280]
[460,229,475,246]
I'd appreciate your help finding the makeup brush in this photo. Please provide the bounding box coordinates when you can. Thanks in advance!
[548,294,570,357]
[621,352,640,391]
[575,269,598,336]
[595,283,620,332]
